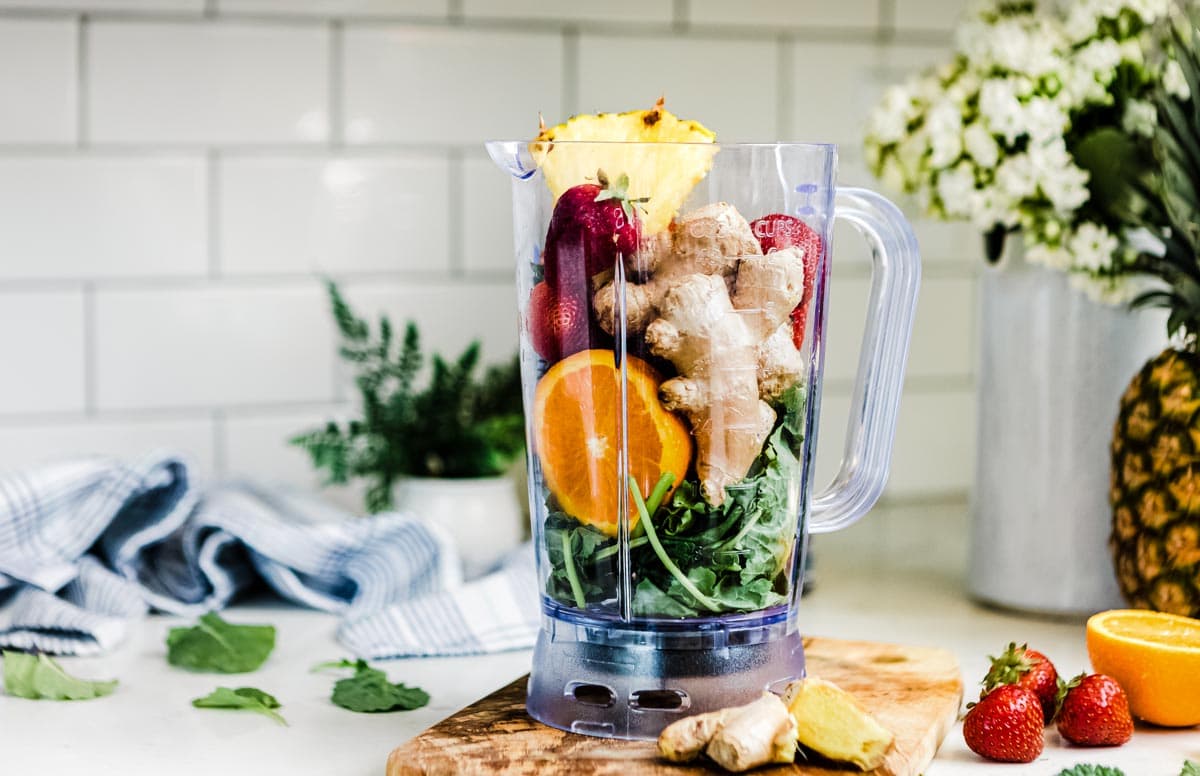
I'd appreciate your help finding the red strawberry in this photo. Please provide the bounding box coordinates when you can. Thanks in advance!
[1055,673,1133,747]
[528,281,590,363]
[962,685,1045,763]
[982,643,1059,724]
[543,170,642,283]
[749,214,823,349]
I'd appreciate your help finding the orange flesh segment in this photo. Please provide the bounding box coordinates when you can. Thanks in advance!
[533,350,692,536]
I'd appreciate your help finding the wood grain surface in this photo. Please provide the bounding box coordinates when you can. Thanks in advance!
[387,636,963,776]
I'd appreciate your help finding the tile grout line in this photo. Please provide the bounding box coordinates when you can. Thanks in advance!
[878,0,896,43]
[207,149,221,278]
[76,13,88,147]
[446,147,465,278]
[82,281,97,416]
[672,0,689,31]
[447,0,463,24]
[328,19,344,148]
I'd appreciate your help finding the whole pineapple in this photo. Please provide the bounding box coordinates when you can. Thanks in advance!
[1110,16,1200,617]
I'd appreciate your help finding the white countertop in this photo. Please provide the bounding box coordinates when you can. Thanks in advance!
[2,500,1198,775]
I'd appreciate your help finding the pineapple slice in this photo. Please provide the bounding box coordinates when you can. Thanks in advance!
[531,97,717,234]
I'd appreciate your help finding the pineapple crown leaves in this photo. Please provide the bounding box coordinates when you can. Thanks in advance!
[981,642,1036,693]
[593,168,650,222]
[291,281,524,513]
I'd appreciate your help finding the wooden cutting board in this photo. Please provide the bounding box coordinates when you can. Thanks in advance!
[387,636,963,776]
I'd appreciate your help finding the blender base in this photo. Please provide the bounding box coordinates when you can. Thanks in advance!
[526,627,806,741]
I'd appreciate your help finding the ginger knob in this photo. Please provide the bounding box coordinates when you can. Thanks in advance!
[782,677,894,771]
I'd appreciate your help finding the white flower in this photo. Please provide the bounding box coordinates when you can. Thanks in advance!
[1067,222,1120,271]
[867,84,918,145]
[1026,241,1074,271]
[995,153,1039,201]
[926,99,964,168]
[1122,98,1158,137]
[878,155,907,194]
[1164,59,1191,101]
[1023,97,1069,143]
[936,163,976,217]
[963,122,1000,168]
[979,77,1026,143]
[1028,138,1091,214]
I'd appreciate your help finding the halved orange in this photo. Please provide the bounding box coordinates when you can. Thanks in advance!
[1086,608,1200,727]
[533,349,692,536]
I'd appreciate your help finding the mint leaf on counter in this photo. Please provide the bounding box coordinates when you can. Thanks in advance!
[192,686,286,725]
[2,651,117,700]
[1055,766,1126,776]
[1182,761,1200,776]
[166,612,275,674]
[320,657,430,713]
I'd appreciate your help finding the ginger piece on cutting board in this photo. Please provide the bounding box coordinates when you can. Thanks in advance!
[782,677,894,771]
[658,693,796,773]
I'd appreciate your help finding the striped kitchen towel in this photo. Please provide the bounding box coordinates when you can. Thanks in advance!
[0,452,539,657]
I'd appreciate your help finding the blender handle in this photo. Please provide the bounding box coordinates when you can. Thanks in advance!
[809,187,921,534]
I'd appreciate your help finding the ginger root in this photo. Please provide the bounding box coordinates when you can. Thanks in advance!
[657,693,796,773]
[782,677,895,771]
[593,201,810,505]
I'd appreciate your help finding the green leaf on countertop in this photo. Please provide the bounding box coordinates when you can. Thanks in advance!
[166,612,276,674]
[1054,766,1126,776]
[310,658,362,673]
[2,650,117,701]
[319,656,430,713]
[192,686,287,725]
[1181,761,1200,776]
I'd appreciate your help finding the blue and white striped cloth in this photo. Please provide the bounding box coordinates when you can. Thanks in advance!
[0,453,539,658]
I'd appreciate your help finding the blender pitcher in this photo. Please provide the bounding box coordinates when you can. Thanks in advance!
[487,140,920,740]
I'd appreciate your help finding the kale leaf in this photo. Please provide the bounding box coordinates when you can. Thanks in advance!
[192,686,287,725]
[2,651,117,700]
[1055,766,1126,776]
[1182,761,1200,776]
[318,657,430,713]
[166,612,276,674]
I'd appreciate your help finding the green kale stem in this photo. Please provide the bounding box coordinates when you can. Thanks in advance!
[628,475,721,614]
[561,531,587,609]
[593,471,675,562]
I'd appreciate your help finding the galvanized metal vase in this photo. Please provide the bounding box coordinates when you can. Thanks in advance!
[969,242,1165,616]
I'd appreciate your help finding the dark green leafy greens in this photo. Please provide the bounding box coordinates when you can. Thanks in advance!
[291,281,524,513]
[2,651,117,700]
[1055,767,1125,776]
[315,658,430,713]
[192,686,286,725]
[1182,761,1200,776]
[166,612,276,674]
[544,384,806,617]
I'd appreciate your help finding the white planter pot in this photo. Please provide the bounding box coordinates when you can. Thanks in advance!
[393,475,528,580]
[969,245,1165,615]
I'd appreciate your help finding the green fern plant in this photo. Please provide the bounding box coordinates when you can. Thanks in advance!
[291,281,525,513]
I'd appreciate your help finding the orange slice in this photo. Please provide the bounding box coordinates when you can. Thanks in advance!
[1086,608,1200,727]
[533,349,692,536]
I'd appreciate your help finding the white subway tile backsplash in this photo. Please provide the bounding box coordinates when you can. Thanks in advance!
[689,0,879,30]
[0,417,216,475]
[216,0,446,16]
[336,280,518,369]
[461,0,671,24]
[791,42,877,144]
[815,388,975,497]
[892,0,971,33]
[577,35,778,142]
[219,154,451,275]
[0,291,85,414]
[89,21,329,144]
[94,284,336,409]
[462,153,516,275]
[822,274,974,382]
[0,20,76,144]
[0,156,206,280]
[343,26,562,145]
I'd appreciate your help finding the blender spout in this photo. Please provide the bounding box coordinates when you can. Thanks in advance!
[485,140,538,180]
